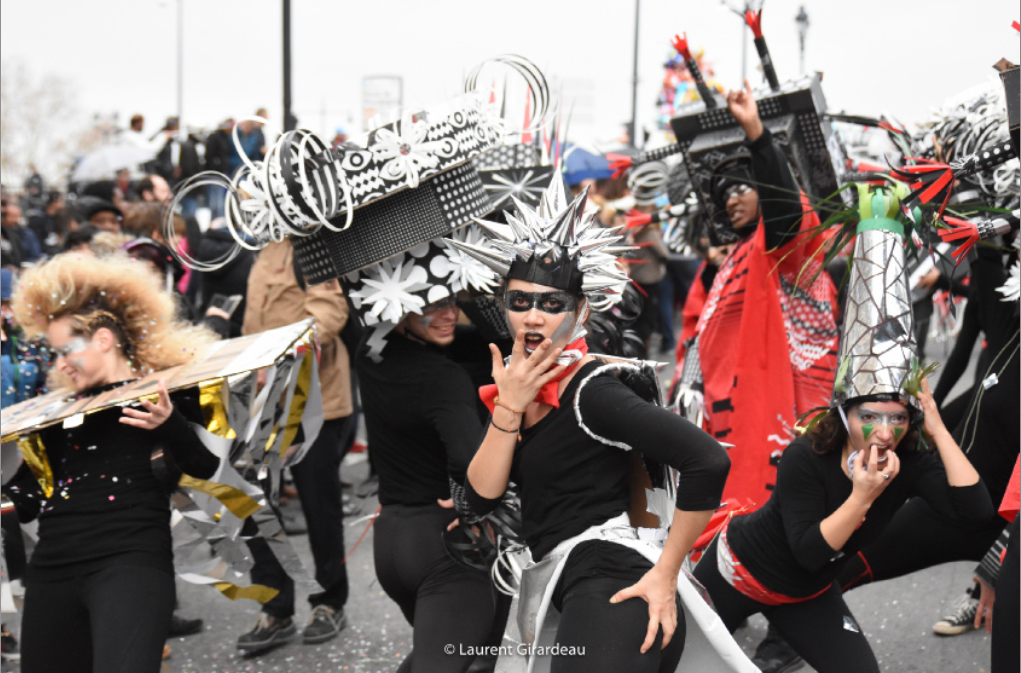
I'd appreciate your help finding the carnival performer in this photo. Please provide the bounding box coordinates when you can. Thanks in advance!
[358,294,497,673]
[3,253,219,673]
[838,234,1019,636]
[692,80,839,506]
[453,180,748,673]
[692,184,994,673]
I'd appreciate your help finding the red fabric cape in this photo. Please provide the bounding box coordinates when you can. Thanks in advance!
[695,199,839,507]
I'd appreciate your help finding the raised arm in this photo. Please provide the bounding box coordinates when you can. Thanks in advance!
[727,79,804,250]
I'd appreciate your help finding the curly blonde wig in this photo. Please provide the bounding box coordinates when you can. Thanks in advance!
[12,253,219,378]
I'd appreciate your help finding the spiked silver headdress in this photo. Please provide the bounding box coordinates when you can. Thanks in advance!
[445,178,633,311]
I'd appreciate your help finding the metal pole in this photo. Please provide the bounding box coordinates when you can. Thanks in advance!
[176,0,183,124]
[629,0,640,148]
[283,0,295,132]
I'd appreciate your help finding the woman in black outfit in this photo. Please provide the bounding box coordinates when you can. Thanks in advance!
[837,241,1019,598]
[5,253,219,673]
[692,380,993,673]
[456,180,735,673]
[358,297,496,673]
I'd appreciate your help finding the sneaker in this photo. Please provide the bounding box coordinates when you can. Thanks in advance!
[933,589,979,636]
[0,624,20,662]
[303,605,346,644]
[342,493,362,518]
[752,625,804,673]
[355,474,379,499]
[168,613,204,637]
[236,613,296,653]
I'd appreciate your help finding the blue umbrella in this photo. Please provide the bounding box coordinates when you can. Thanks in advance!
[561,145,613,186]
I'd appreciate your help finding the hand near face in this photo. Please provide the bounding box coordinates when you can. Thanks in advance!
[488,330,566,411]
[916,378,947,439]
[120,380,175,431]
[850,446,900,504]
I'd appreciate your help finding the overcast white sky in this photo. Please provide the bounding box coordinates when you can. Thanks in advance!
[2,0,1019,155]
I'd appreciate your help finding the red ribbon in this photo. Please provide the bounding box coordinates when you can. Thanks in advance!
[480,337,589,413]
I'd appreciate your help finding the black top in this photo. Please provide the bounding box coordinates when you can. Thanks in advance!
[357,330,483,507]
[727,436,994,598]
[2,385,217,582]
[466,359,730,560]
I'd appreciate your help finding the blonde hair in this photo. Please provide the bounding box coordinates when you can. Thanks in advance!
[12,253,218,378]
[89,231,135,257]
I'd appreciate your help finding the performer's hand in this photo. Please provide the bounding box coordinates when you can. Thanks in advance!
[488,330,565,411]
[609,565,679,653]
[726,79,764,142]
[851,445,900,503]
[917,378,948,440]
[120,380,175,430]
[974,576,995,633]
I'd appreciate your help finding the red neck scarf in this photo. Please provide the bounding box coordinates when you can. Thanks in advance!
[480,337,589,413]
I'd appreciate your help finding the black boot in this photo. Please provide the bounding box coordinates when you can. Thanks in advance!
[752,624,804,673]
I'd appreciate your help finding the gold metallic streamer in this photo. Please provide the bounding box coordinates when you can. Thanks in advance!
[212,581,280,603]
[178,475,262,519]
[199,378,236,439]
[16,434,54,498]
[277,343,314,458]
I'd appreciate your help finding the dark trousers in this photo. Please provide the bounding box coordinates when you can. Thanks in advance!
[21,564,175,673]
[374,503,496,673]
[992,516,1019,673]
[694,536,878,673]
[249,415,353,618]
[837,497,1005,591]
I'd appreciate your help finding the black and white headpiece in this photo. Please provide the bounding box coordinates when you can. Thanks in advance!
[445,178,633,311]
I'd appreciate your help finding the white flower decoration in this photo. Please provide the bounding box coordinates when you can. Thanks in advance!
[348,256,431,324]
[441,227,501,293]
[997,258,1020,303]
[370,114,448,189]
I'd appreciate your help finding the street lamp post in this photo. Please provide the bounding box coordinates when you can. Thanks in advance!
[796,6,810,76]
[630,0,640,148]
[176,0,183,125]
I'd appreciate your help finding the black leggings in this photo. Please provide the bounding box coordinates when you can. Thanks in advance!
[374,503,496,673]
[694,537,878,673]
[20,564,175,673]
[837,496,1005,591]
[549,555,685,673]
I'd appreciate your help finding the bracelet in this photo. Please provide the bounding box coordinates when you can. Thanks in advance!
[494,397,525,415]
[490,418,520,434]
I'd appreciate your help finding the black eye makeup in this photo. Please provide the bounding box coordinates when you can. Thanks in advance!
[504,290,579,315]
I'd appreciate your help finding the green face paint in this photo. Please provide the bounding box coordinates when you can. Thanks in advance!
[893,427,904,442]
[861,424,874,441]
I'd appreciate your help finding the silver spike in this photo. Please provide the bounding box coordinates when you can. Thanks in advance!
[443,238,513,276]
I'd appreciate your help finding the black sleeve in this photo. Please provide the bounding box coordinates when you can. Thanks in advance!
[774,441,840,572]
[975,524,1010,588]
[747,127,804,251]
[422,362,484,487]
[933,289,981,407]
[577,374,730,511]
[153,389,219,480]
[905,450,995,524]
[1,461,43,523]
[202,314,232,339]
